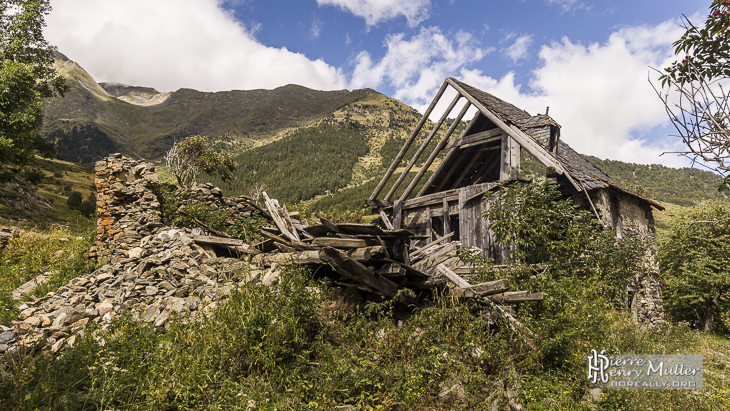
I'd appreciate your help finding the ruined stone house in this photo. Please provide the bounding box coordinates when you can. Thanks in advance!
[367,77,664,323]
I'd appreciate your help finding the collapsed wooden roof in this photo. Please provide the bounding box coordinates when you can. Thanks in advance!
[368,77,664,210]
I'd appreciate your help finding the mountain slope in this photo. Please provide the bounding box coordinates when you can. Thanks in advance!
[42,53,371,162]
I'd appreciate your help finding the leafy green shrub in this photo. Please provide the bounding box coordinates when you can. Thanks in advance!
[660,201,730,333]
[78,191,96,217]
[483,181,646,365]
[164,135,236,189]
[66,190,82,210]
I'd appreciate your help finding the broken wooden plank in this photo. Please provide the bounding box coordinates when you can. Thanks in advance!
[192,235,247,247]
[252,250,323,266]
[251,246,385,266]
[337,223,387,236]
[312,237,381,248]
[375,262,406,277]
[192,235,259,255]
[411,231,454,257]
[486,291,545,303]
[436,262,538,351]
[436,263,470,287]
[263,192,300,242]
[319,217,342,234]
[379,208,394,230]
[411,242,458,272]
[319,247,398,297]
[452,279,509,298]
[274,242,297,253]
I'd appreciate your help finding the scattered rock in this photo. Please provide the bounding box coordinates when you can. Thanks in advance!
[0,331,16,345]
[439,381,466,404]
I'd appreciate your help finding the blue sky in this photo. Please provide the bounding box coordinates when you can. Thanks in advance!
[44,0,713,167]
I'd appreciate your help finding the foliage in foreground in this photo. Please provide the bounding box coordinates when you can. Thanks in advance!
[2,265,729,410]
[0,0,68,167]
[3,183,730,410]
[660,201,730,334]
[656,0,730,186]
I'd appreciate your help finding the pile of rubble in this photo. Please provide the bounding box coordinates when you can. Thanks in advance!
[1,155,543,356]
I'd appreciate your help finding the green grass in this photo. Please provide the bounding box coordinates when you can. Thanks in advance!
[0,156,96,230]
[0,226,98,326]
[1,258,729,410]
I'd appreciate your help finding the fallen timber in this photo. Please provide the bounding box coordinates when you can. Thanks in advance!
[188,193,544,340]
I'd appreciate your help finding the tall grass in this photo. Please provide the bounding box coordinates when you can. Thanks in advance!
[1,263,729,410]
[0,226,98,326]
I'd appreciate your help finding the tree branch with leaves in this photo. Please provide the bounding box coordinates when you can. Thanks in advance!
[164,135,236,189]
[654,0,730,188]
[0,0,67,166]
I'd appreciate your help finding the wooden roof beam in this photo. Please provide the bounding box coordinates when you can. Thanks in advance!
[383,92,462,202]
[416,111,481,196]
[397,100,472,203]
[445,78,581,192]
[369,80,449,202]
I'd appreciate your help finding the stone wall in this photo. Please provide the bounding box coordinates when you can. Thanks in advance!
[88,154,162,265]
[590,188,665,326]
[1,155,269,356]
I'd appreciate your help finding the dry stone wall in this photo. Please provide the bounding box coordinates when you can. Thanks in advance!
[590,189,665,326]
[88,154,162,265]
[0,155,279,356]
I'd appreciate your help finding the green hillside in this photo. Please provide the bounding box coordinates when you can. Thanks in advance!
[0,157,96,229]
[585,156,728,206]
[206,121,369,203]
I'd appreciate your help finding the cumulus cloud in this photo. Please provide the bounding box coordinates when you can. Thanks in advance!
[44,0,346,92]
[448,20,689,166]
[316,0,431,27]
[350,27,490,110]
[358,19,691,166]
[526,21,688,165]
[503,34,533,64]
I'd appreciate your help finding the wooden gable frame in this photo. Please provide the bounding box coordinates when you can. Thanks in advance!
[367,77,579,208]
[366,78,580,261]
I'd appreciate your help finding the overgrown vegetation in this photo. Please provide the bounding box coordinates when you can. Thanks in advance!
[660,201,730,334]
[3,258,730,409]
[157,184,266,244]
[0,226,97,327]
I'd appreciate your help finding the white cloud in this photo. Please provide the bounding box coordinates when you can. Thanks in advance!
[366,19,692,167]
[44,0,346,92]
[350,27,490,110]
[526,20,688,165]
[311,15,323,39]
[503,34,533,64]
[316,0,430,27]
[547,0,589,13]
